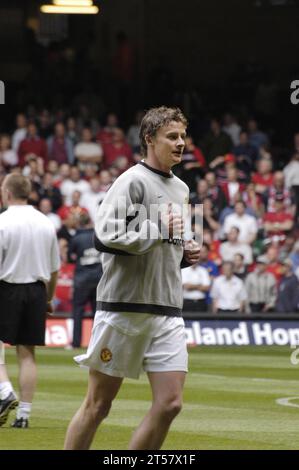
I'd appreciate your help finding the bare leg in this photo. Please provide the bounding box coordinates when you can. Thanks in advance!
[0,365,10,384]
[16,345,37,403]
[129,371,186,450]
[64,369,123,450]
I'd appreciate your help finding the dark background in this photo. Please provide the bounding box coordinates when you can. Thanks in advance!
[0,0,299,154]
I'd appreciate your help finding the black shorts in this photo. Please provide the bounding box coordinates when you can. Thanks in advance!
[0,280,47,345]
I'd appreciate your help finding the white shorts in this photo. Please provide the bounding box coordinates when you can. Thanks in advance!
[74,310,188,379]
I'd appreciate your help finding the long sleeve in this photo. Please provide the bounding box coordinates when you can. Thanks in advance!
[94,175,163,256]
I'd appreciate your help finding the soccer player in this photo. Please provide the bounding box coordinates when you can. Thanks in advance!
[0,174,60,428]
[64,106,201,450]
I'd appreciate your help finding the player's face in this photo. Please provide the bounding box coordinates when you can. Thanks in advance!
[151,121,186,170]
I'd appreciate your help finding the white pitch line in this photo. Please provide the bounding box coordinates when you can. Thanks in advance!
[276,397,299,409]
[188,373,299,384]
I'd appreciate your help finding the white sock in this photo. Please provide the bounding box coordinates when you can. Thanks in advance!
[0,381,15,400]
[17,401,32,420]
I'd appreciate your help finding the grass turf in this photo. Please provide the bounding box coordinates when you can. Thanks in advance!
[0,346,298,450]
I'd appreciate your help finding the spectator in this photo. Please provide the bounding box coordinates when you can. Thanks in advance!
[284,152,299,189]
[263,194,294,242]
[54,238,75,314]
[202,118,233,164]
[220,226,253,265]
[190,179,209,206]
[96,112,119,145]
[198,242,219,306]
[259,144,272,161]
[11,113,27,153]
[75,105,99,137]
[245,256,276,312]
[57,213,78,242]
[38,172,62,211]
[203,197,221,232]
[199,242,219,278]
[220,166,246,206]
[57,190,89,222]
[66,117,79,146]
[192,197,220,242]
[278,234,296,263]
[176,136,206,192]
[80,176,107,222]
[102,127,133,169]
[83,163,99,182]
[60,166,90,205]
[210,261,247,313]
[74,127,103,172]
[181,264,211,312]
[264,245,283,284]
[127,110,144,152]
[47,122,74,165]
[39,198,62,231]
[27,188,40,208]
[276,259,299,313]
[47,160,60,183]
[38,109,53,139]
[22,155,44,186]
[251,158,274,195]
[290,240,299,272]
[223,200,258,244]
[247,118,269,151]
[233,253,248,281]
[265,171,293,213]
[233,130,258,173]
[99,169,113,191]
[283,151,299,221]
[0,134,18,169]
[18,122,48,167]
[242,182,264,219]
[202,228,222,266]
[54,163,71,189]
[205,171,226,217]
[209,154,247,185]
[184,135,206,169]
[222,113,241,146]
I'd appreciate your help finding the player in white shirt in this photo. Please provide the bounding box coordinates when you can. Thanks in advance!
[0,175,60,428]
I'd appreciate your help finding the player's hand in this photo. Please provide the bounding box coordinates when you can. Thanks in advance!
[46,300,54,317]
[183,240,201,265]
[168,212,184,238]
[162,204,184,238]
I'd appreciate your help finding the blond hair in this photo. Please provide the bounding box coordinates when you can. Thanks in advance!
[3,174,31,200]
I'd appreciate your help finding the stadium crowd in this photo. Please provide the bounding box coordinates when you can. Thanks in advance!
[1,107,299,316]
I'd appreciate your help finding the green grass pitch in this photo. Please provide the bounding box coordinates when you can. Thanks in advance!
[1,346,298,450]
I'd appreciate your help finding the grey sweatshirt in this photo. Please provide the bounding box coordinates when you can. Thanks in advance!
[94,161,190,316]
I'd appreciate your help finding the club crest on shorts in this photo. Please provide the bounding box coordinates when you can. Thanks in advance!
[100,348,112,362]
